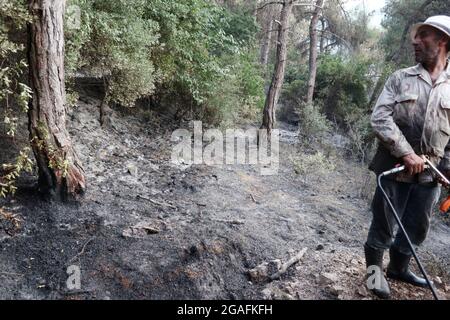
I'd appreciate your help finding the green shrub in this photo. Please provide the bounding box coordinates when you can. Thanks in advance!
[66,0,159,107]
[65,0,262,124]
[296,102,332,141]
[291,151,336,177]
[0,0,34,197]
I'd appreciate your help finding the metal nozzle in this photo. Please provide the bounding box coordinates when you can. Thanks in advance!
[423,158,450,186]
[380,166,406,177]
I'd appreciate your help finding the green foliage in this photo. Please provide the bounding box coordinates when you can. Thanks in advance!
[222,10,259,47]
[0,0,31,119]
[291,151,336,177]
[65,0,262,124]
[145,0,241,104]
[0,0,33,197]
[315,54,372,121]
[203,49,265,127]
[296,102,332,141]
[281,52,377,160]
[282,63,309,104]
[66,0,159,107]
[0,148,33,197]
[344,108,375,162]
[314,54,376,159]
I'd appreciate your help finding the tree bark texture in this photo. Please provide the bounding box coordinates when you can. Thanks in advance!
[28,0,85,200]
[260,17,274,66]
[306,0,324,104]
[260,0,293,133]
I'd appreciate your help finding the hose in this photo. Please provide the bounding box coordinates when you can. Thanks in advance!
[377,172,440,300]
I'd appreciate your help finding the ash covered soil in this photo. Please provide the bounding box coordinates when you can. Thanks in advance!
[0,92,449,300]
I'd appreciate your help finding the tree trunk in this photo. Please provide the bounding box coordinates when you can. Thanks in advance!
[260,0,293,133]
[28,0,85,200]
[319,17,326,54]
[306,0,324,104]
[260,17,274,66]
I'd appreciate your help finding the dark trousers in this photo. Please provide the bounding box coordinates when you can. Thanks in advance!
[366,178,440,255]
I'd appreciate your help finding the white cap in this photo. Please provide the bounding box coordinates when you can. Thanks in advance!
[410,15,450,41]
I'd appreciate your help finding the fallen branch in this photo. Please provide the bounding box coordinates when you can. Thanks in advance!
[250,193,257,203]
[248,248,308,283]
[270,247,307,280]
[68,237,95,264]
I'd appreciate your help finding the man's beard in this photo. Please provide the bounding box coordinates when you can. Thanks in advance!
[415,47,439,65]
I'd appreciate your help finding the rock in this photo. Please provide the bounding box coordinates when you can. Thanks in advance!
[122,220,167,238]
[344,267,359,275]
[329,285,345,297]
[261,288,273,299]
[356,286,368,297]
[318,272,339,285]
[248,265,269,283]
[267,259,282,275]
[316,244,324,251]
[248,259,282,283]
[127,163,138,177]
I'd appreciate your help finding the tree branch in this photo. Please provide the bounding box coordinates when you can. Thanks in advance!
[257,1,324,11]
[257,1,284,11]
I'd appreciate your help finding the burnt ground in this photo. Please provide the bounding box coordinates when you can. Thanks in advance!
[0,92,449,300]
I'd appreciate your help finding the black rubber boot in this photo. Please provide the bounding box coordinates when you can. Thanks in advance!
[364,243,391,299]
[386,247,429,288]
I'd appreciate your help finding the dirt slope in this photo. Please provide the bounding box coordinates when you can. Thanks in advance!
[0,93,449,300]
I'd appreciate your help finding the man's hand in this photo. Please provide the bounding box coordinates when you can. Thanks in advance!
[401,153,425,175]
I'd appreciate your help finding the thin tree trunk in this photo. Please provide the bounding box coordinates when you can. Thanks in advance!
[319,17,326,54]
[260,0,293,133]
[306,0,324,104]
[298,38,309,64]
[253,0,261,18]
[260,17,274,66]
[28,0,86,200]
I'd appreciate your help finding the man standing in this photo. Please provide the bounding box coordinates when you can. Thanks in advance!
[365,15,450,299]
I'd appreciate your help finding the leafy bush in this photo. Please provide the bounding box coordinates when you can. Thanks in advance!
[0,0,34,197]
[343,108,376,162]
[66,0,159,107]
[204,49,265,127]
[315,54,373,123]
[296,102,332,142]
[144,0,240,104]
[315,54,376,160]
[291,151,336,177]
[65,0,263,125]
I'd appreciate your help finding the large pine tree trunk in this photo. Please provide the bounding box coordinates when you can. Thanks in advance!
[306,0,324,104]
[28,0,85,200]
[260,0,293,134]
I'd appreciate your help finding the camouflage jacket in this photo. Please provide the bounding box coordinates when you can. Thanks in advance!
[369,61,450,182]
